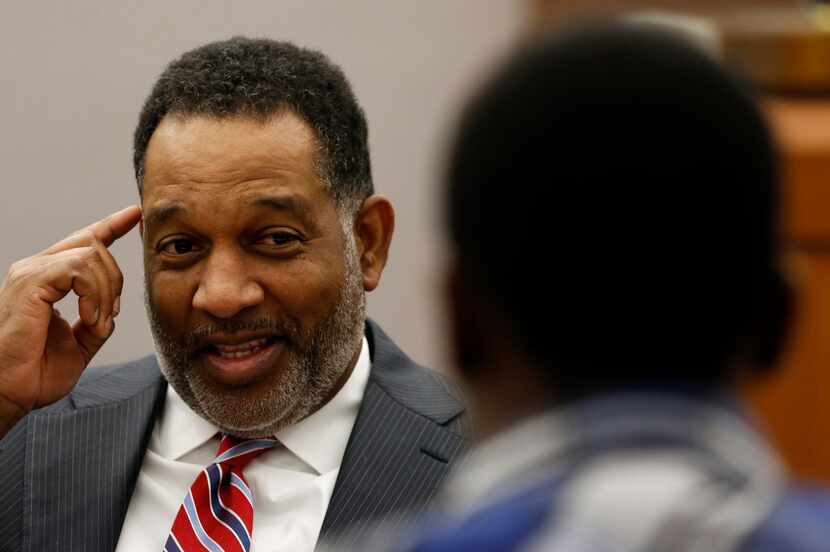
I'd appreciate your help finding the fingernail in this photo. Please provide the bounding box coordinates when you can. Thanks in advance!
[113,297,121,317]
[107,317,115,335]
[93,307,100,324]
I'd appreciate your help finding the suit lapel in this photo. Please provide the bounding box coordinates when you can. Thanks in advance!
[319,321,468,546]
[22,356,165,552]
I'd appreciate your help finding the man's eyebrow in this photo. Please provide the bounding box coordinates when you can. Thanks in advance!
[143,202,186,230]
[250,195,311,220]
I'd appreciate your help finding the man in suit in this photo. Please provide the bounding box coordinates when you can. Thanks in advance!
[398,24,830,551]
[0,37,467,551]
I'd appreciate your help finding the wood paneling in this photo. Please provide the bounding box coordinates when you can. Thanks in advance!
[748,252,830,484]
[745,99,830,485]
[529,0,800,28]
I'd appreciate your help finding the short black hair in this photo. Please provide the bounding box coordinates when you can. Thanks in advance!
[133,36,373,207]
[447,24,785,394]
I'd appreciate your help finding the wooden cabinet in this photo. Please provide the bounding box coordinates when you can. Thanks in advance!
[746,99,830,485]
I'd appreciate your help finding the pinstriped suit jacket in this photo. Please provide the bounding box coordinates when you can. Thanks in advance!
[0,320,469,551]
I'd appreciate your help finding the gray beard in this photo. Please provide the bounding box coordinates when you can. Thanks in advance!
[146,235,366,438]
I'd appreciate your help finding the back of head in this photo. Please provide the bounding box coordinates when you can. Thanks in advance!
[447,23,786,398]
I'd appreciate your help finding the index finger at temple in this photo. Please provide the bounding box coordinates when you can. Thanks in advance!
[88,205,142,247]
[43,205,142,255]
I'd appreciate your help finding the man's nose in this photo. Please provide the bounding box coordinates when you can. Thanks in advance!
[192,248,264,319]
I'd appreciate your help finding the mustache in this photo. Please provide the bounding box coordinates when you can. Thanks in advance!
[185,317,301,351]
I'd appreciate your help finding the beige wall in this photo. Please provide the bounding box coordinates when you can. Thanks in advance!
[0,1,522,370]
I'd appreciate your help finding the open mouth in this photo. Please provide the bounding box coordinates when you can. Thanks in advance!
[205,336,276,358]
[194,334,282,357]
[194,334,286,386]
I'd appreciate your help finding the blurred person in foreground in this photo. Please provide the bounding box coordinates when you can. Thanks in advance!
[399,24,830,552]
[0,37,468,551]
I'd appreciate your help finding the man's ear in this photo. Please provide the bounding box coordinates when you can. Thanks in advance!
[354,195,395,291]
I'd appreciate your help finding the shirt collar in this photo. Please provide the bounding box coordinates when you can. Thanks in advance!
[152,380,218,461]
[151,336,372,474]
[442,391,781,514]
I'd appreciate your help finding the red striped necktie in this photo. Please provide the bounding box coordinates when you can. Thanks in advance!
[164,434,276,552]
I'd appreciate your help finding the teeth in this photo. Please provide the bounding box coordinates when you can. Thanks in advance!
[213,337,269,358]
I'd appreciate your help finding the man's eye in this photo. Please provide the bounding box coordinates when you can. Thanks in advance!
[261,233,299,246]
[160,239,196,255]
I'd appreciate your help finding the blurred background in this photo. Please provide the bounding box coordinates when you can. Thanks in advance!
[532,0,830,489]
[4,0,830,488]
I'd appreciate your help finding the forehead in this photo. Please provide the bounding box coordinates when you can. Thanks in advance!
[142,111,326,206]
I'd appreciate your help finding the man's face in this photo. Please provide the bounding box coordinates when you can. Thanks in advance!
[141,112,365,438]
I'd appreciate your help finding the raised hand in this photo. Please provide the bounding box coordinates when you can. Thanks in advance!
[0,205,142,437]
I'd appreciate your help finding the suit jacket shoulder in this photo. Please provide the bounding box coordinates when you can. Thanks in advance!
[319,320,470,547]
[366,320,468,432]
[0,355,165,552]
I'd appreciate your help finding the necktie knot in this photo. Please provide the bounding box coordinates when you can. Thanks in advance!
[215,434,277,470]
[164,434,277,552]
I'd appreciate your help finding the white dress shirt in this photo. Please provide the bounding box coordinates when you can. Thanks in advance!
[116,337,371,552]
